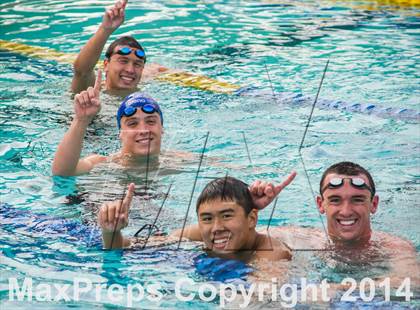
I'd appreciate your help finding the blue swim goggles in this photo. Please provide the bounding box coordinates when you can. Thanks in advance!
[115,47,146,61]
[123,103,159,118]
[117,102,163,128]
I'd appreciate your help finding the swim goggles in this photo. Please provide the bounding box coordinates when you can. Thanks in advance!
[321,177,374,197]
[123,103,159,118]
[117,93,164,128]
[115,47,146,60]
[118,103,163,127]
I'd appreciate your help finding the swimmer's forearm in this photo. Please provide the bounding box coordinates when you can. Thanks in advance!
[102,231,131,249]
[74,26,112,74]
[71,27,112,93]
[170,224,202,241]
[52,118,90,176]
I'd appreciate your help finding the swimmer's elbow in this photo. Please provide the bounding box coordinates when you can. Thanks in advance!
[51,159,88,177]
[71,68,95,93]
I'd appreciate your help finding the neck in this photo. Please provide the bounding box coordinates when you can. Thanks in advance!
[118,152,160,167]
[330,230,372,249]
[104,84,138,97]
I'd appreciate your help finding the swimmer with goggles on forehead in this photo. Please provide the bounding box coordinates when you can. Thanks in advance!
[106,46,146,62]
[116,93,163,128]
[321,177,375,198]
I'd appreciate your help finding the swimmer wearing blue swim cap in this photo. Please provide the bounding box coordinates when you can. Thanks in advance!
[53,73,164,176]
[115,92,164,159]
[116,92,163,129]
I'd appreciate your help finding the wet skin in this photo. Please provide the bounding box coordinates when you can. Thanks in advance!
[317,173,379,245]
[104,45,145,91]
[198,199,257,255]
[119,108,163,158]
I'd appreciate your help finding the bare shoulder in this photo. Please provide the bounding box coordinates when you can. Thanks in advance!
[84,154,108,165]
[262,226,327,250]
[255,234,292,261]
[162,149,198,160]
[141,63,170,81]
[373,231,415,252]
[73,154,109,175]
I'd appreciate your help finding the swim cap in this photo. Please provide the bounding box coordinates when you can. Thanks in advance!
[116,92,163,128]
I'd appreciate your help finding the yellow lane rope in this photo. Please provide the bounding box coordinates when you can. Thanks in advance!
[0,39,77,63]
[332,0,420,9]
[155,72,240,94]
[0,39,241,94]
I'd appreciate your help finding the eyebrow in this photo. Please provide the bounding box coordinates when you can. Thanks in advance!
[124,115,158,123]
[326,195,341,200]
[145,115,158,120]
[115,55,144,62]
[199,208,235,217]
[326,194,368,200]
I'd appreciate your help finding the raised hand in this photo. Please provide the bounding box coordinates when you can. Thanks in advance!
[98,183,135,233]
[74,69,102,121]
[249,171,297,210]
[101,0,127,31]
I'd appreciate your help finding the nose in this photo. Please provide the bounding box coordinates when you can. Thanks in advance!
[211,217,224,234]
[339,199,353,217]
[123,61,136,73]
[136,127,151,136]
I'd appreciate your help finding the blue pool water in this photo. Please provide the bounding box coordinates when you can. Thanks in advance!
[0,0,419,308]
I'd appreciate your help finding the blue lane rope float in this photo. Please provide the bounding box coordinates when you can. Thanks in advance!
[233,87,420,122]
[0,203,102,247]
[1,39,418,122]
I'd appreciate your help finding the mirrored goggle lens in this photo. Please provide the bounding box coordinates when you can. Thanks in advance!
[123,106,137,117]
[329,177,343,187]
[142,104,157,114]
[116,47,146,59]
[117,47,132,55]
[135,49,145,58]
[351,177,366,187]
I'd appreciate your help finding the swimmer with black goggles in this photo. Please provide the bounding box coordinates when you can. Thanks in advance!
[321,177,374,198]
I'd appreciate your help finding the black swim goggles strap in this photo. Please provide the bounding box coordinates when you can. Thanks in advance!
[116,47,146,60]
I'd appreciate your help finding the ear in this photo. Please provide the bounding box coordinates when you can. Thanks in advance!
[316,195,325,214]
[103,59,109,73]
[370,195,379,214]
[247,209,258,229]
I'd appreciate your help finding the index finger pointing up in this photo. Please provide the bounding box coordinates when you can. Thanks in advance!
[122,183,135,212]
[94,69,102,94]
[274,171,297,195]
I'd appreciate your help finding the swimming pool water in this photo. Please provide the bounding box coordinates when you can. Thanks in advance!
[0,0,419,308]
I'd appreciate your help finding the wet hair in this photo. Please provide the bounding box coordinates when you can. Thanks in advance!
[196,176,257,215]
[320,161,376,196]
[104,36,146,62]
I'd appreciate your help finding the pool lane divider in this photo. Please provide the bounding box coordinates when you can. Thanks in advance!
[0,39,418,121]
[0,39,240,94]
[332,0,420,9]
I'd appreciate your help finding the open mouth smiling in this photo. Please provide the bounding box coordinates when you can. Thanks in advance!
[135,137,153,145]
[212,233,231,250]
[337,218,358,227]
[120,75,136,83]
